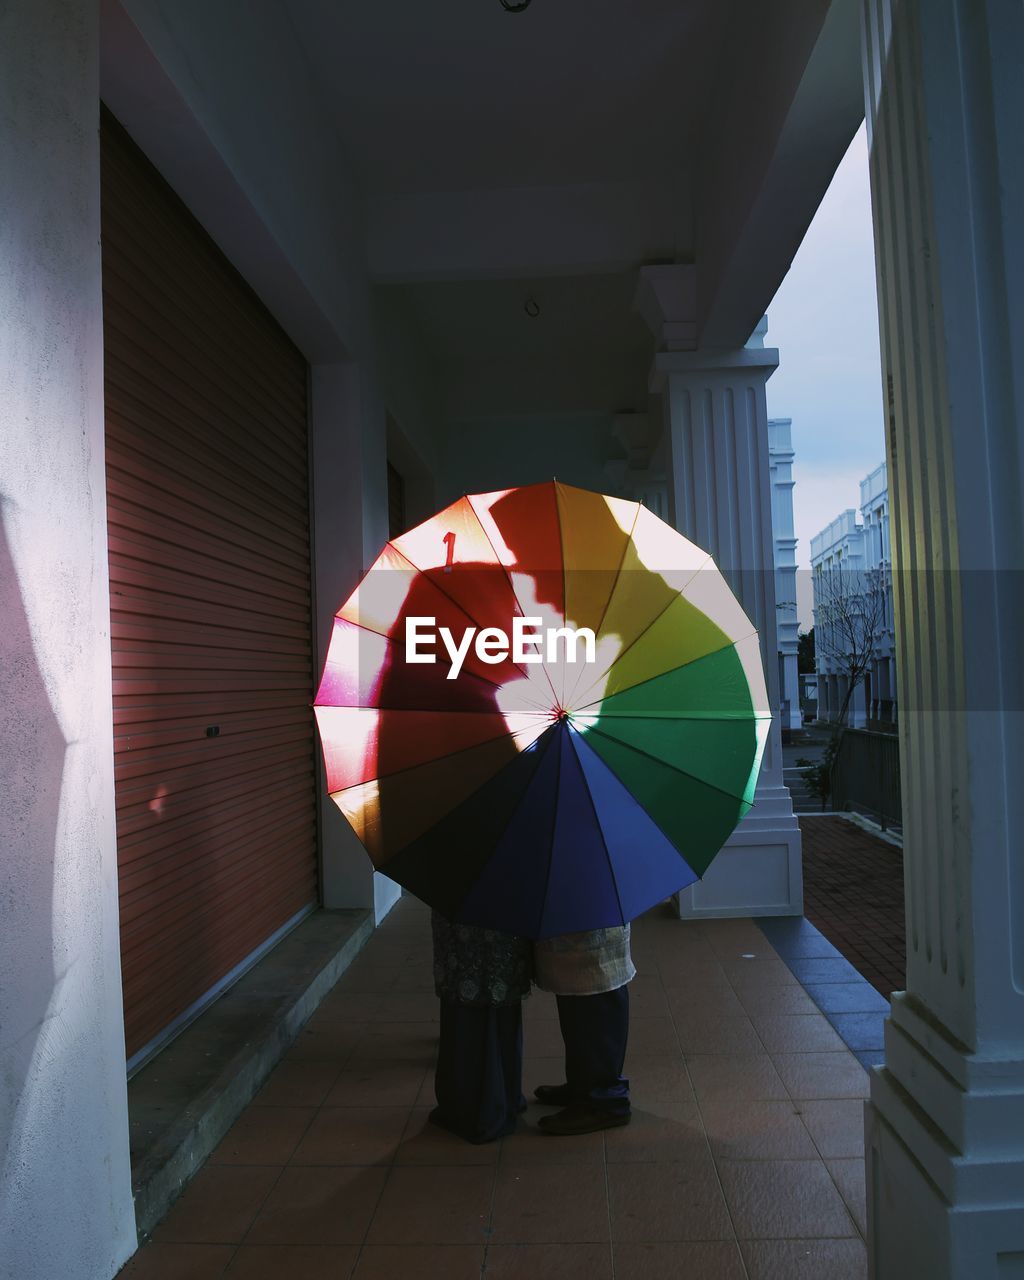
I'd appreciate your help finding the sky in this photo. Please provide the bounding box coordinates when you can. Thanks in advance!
[764,123,887,629]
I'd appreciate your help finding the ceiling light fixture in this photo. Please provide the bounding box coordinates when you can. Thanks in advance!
[500,0,532,11]
[524,297,540,317]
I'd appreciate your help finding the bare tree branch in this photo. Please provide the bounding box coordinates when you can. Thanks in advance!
[812,564,889,726]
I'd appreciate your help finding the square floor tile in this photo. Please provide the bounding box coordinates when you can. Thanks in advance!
[289,1106,410,1165]
[347,1022,438,1064]
[699,1098,819,1161]
[797,1100,867,1159]
[787,957,865,985]
[354,1244,484,1278]
[673,1014,765,1055]
[750,1014,846,1054]
[827,1158,867,1236]
[501,1117,605,1165]
[324,1061,430,1108]
[686,1055,788,1104]
[740,1237,867,1279]
[120,1243,234,1279]
[154,1166,282,1244]
[209,1108,316,1165]
[826,1013,887,1051]
[225,1244,359,1279]
[666,985,746,1019]
[489,1164,609,1243]
[287,1022,365,1063]
[716,1159,857,1239]
[734,985,820,1017]
[624,1054,695,1103]
[252,1060,341,1108]
[603,1101,706,1163]
[607,1160,733,1242]
[246,1165,387,1245]
[802,983,889,1014]
[613,1241,746,1279]
[484,1243,612,1278]
[366,1166,495,1245]
[770,1052,870,1101]
[624,1016,682,1057]
[395,1108,501,1166]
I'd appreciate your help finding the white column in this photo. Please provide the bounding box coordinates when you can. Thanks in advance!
[0,3,136,1276]
[862,1,1024,1275]
[310,364,401,924]
[637,271,802,917]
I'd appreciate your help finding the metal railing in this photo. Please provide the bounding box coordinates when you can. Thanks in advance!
[830,727,902,831]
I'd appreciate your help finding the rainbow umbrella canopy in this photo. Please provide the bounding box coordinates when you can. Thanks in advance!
[314,481,770,938]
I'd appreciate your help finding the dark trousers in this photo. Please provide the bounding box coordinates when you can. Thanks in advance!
[556,984,631,1114]
[434,999,526,1143]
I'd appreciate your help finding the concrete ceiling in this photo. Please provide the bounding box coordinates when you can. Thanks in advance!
[289,0,734,195]
[288,0,863,422]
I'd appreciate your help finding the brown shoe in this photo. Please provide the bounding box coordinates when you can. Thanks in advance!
[537,1104,631,1136]
[534,1083,573,1106]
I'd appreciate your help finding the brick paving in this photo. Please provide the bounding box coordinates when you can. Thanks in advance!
[120,897,869,1280]
[798,817,906,998]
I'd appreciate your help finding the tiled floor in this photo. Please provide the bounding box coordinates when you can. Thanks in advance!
[799,816,906,997]
[121,899,869,1280]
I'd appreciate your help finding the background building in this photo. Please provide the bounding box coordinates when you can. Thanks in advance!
[768,417,801,731]
[810,460,895,728]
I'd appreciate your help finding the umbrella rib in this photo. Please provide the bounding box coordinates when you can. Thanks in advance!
[449,725,560,924]
[572,628,759,714]
[534,726,564,939]
[567,726,626,927]
[568,553,719,704]
[569,728,702,890]
[326,723,549,794]
[324,612,553,714]
[580,723,759,808]
[384,528,538,685]
[470,490,562,710]
[561,496,641,710]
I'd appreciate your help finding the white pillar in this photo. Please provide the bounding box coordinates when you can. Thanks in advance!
[0,3,136,1276]
[636,273,802,918]
[862,1,1024,1275]
[783,652,801,730]
[310,364,401,924]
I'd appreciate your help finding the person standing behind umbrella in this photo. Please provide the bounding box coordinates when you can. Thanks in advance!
[429,912,533,1143]
[531,924,636,1135]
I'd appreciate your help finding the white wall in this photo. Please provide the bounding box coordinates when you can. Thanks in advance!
[0,3,137,1277]
[440,413,615,504]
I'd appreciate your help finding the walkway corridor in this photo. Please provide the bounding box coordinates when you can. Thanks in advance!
[122,899,869,1279]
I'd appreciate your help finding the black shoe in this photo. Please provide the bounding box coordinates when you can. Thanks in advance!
[537,1103,631,1136]
[533,1082,574,1107]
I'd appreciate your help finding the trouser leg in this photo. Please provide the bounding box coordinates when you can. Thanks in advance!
[434,998,525,1143]
[555,985,630,1114]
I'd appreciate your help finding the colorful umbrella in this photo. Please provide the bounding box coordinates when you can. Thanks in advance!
[314,480,770,937]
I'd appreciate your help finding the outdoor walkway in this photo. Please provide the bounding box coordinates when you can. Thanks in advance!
[122,898,869,1280]
[799,816,906,998]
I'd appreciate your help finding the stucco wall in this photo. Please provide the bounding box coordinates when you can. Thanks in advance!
[440,414,615,504]
[0,3,137,1277]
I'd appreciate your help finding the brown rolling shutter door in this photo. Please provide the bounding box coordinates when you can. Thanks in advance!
[100,109,318,1062]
